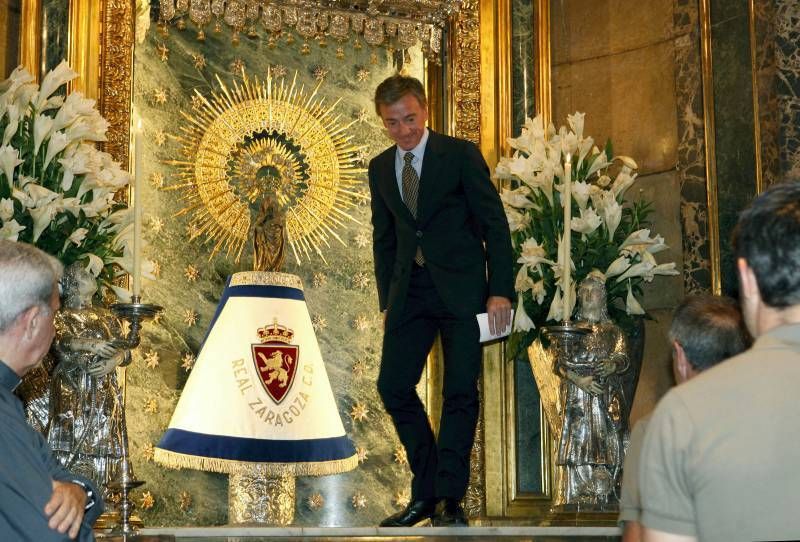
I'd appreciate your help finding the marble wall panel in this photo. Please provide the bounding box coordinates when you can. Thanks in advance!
[551,39,678,175]
[775,0,800,178]
[511,0,535,136]
[128,11,424,527]
[41,0,68,76]
[551,0,673,66]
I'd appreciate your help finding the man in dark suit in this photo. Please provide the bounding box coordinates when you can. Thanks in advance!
[368,75,514,527]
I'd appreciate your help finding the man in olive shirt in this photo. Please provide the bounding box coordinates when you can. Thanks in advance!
[639,181,800,542]
[0,240,103,541]
[618,295,749,542]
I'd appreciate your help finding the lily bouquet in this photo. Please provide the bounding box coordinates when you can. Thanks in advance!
[0,61,139,297]
[495,113,679,358]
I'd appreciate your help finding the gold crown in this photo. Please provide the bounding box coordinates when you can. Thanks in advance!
[257,319,294,344]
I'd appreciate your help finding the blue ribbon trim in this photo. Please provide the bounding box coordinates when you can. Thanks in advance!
[201,277,306,348]
[157,428,355,463]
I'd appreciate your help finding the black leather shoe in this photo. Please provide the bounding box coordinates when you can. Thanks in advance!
[379,498,437,527]
[432,498,467,526]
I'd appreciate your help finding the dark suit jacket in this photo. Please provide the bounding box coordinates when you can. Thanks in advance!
[368,130,515,329]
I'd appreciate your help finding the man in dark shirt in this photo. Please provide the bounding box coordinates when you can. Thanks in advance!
[0,240,103,541]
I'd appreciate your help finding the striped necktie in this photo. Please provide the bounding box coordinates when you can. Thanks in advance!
[401,152,424,265]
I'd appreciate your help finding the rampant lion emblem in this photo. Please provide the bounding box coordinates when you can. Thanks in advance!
[251,319,299,404]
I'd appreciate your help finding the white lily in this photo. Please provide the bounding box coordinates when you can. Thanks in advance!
[621,229,654,249]
[53,91,96,131]
[513,296,536,332]
[611,166,638,197]
[625,281,646,315]
[0,198,13,221]
[546,287,563,322]
[585,151,609,178]
[567,111,585,140]
[2,103,20,145]
[68,227,89,246]
[33,60,77,110]
[60,197,82,217]
[0,219,25,241]
[531,280,546,304]
[11,188,33,208]
[598,192,622,240]
[58,148,92,191]
[84,253,105,276]
[500,185,537,209]
[596,174,611,187]
[605,255,630,278]
[652,262,680,278]
[43,131,69,170]
[29,201,61,241]
[515,265,535,293]
[33,114,55,156]
[506,208,530,233]
[0,144,23,184]
[576,137,595,171]
[517,237,554,267]
[646,234,669,254]
[571,181,591,209]
[24,183,59,206]
[615,155,638,170]
[571,207,602,235]
[615,261,656,283]
[81,192,115,218]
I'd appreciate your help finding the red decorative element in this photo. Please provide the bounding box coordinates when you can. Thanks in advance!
[252,343,299,404]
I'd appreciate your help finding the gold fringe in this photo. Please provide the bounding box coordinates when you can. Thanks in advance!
[153,448,358,477]
[229,271,304,290]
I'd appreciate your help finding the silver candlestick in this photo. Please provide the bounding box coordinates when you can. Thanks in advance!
[104,295,163,537]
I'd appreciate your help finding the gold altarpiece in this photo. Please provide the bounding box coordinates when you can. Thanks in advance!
[14,0,566,523]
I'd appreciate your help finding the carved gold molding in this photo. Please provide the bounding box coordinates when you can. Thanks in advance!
[699,0,721,295]
[453,0,481,146]
[19,0,41,81]
[67,0,102,99]
[98,0,135,167]
[748,0,763,195]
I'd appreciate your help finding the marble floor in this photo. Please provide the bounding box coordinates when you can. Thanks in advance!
[107,525,621,541]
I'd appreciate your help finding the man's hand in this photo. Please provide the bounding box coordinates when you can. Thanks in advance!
[45,480,87,539]
[486,296,512,336]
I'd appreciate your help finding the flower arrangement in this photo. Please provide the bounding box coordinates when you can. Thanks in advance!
[495,112,678,357]
[0,61,136,297]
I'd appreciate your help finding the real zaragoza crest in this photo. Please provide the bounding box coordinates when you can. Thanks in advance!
[252,319,299,404]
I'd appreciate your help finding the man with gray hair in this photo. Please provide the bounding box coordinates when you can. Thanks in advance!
[0,240,103,541]
[619,294,749,541]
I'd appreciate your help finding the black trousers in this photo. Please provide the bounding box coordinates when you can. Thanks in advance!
[377,264,482,501]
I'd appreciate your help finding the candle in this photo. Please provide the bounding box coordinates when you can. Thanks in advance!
[132,115,143,298]
[562,153,572,321]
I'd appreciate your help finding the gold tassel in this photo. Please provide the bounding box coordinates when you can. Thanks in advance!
[153,448,358,476]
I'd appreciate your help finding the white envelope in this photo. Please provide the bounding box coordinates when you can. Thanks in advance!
[476,310,515,343]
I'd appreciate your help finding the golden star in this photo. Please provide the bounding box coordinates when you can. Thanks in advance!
[141,442,155,461]
[311,314,327,331]
[144,350,160,369]
[352,314,370,331]
[149,171,165,188]
[271,64,287,78]
[156,42,169,62]
[355,446,368,463]
[393,489,410,509]
[356,68,370,82]
[181,353,195,371]
[311,272,327,288]
[351,272,370,290]
[307,493,324,510]
[150,216,164,234]
[184,265,200,282]
[153,88,168,105]
[351,492,367,509]
[349,402,369,422]
[183,309,198,327]
[313,65,329,82]
[229,57,246,74]
[191,53,206,70]
[179,491,192,512]
[139,491,155,510]
[191,94,204,110]
[154,130,167,146]
[144,398,158,414]
[393,446,408,465]
[352,358,368,378]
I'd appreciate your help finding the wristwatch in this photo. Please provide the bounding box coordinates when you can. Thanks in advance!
[70,479,96,510]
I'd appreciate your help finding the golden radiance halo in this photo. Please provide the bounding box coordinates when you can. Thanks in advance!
[164,69,366,263]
